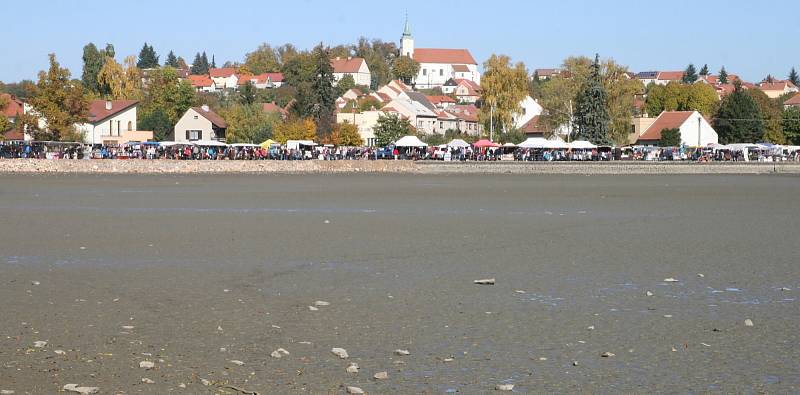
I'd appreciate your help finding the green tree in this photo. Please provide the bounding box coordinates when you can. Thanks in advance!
[220,104,277,143]
[142,67,195,124]
[81,43,104,93]
[309,45,337,137]
[190,52,210,74]
[177,56,188,70]
[789,67,799,87]
[645,82,718,116]
[699,64,710,76]
[354,37,398,89]
[210,55,216,69]
[97,56,142,100]
[165,51,179,68]
[391,56,420,84]
[573,54,611,145]
[138,108,173,141]
[682,64,698,84]
[603,60,645,144]
[273,118,317,144]
[479,54,529,136]
[537,56,593,135]
[713,81,763,143]
[0,80,36,99]
[719,66,728,84]
[239,81,256,105]
[783,106,800,144]
[29,54,88,141]
[0,96,9,133]
[245,43,281,74]
[137,43,159,69]
[336,74,356,95]
[746,88,785,143]
[330,121,364,146]
[658,128,681,147]
[374,114,414,146]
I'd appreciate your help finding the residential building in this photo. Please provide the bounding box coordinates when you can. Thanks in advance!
[209,68,239,90]
[261,102,289,120]
[76,100,146,145]
[520,115,546,137]
[342,88,365,101]
[336,109,385,147]
[784,93,800,109]
[399,18,480,89]
[757,81,799,99]
[1,93,25,124]
[636,71,684,86]
[331,57,372,87]
[452,79,481,103]
[173,105,227,143]
[426,95,457,109]
[372,80,412,102]
[188,75,217,93]
[636,111,717,146]
[381,95,438,134]
[511,96,544,130]
[445,104,482,136]
[534,69,562,80]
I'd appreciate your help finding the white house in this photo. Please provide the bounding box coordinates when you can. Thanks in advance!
[188,75,218,93]
[209,68,239,90]
[75,100,142,145]
[336,110,385,147]
[381,95,438,134]
[400,19,480,89]
[331,57,372,87]
[173,105,227,143]
[637,111,718,146]
[511,96,544,130]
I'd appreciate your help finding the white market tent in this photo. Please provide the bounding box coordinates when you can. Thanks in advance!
[230,143,259,148]
[447,139,470,148]
[502,142,517,147]
[395,135,428,147]
[541,138,570,149]
[194,140,228,147]
[569,140,597,149]
[518,137,549,148]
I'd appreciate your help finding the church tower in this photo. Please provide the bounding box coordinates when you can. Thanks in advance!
[400,16,414,58]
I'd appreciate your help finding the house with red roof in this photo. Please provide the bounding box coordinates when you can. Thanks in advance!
[756,80,799,99]
[636,111,717,146]
[188,75,218,93]
[261,102,289,120]
[75,100,151,145]
[331,57,371,87]
[426,95,457,109]
[173,105,227,143]
[444,104,482,136]
[784,92,800,109]
[399,18,480,89]
[209,68,239,90]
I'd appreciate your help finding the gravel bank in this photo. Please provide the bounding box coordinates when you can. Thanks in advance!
[1,158,799,174]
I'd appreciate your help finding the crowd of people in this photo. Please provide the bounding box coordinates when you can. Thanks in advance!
[2,141,799,162]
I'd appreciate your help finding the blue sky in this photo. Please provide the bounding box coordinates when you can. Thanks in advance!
[1,0,797,83]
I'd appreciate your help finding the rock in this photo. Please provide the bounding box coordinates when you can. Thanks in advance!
[394,349,410,356]
[31,281,40,286]
[744,318,754,327]
[663,278,679,283]
[697,273,705,278]
[324,220,330,224]
[495,384,514,391]
[331,348,349,359]
[139,360,155,369]
[601,352,615,357]
[200,378,211,386]
[33,340,47,348]
[308,306,319,311]
[314,300,330,306]
[346,363,360,373]
[270,348,290,358]
[474,278,496,285]
[645,291,654,297]
[373,371,389,380]
[587,325,595,330]
[346,386,364,394]
[443,357,454,362]
[54,350,66,355]
[62,384,99,394]
[1,390,15,394]
[229,360,245,366]
[217,325,223,331]
[572,361,579,366]
[122,325,135,330]
[141,378,155,384]
[178,383,187,389]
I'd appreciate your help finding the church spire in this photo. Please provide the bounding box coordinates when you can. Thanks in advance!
[403,13,412,37]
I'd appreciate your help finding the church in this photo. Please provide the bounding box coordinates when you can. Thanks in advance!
[400,19,481,90]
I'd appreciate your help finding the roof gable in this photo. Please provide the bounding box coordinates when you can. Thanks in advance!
[639,111,695,141]
[87,100,138,124]
[331,57,367,74]
[191,107,227,128]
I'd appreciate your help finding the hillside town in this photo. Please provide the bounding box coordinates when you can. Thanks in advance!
[2,19,800,161]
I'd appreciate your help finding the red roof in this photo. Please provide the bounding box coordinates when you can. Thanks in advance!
[331,57,366,73]
[452,64,470,73]
[413,49,477,65]
[758,81,797,91]
[188,75,213,87]
[657,71,684,81]
[446,104,479,122]
[86,100,138,123]
[1,93,24,118]
[260,72,284,83]
[2,129,24,140]
[520,115,546,134]
[785,93,800,105]
[237,74,256,85]
[426,95,456,104]
[261,102,288,118]
[638,111,694,141]
[374,92,391,102]
[209,68,237,78]
[192,107,227,128]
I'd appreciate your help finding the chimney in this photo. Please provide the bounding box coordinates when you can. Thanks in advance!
[105,100,112,110]
[201,105,210,112]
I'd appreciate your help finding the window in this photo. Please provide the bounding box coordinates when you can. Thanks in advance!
[186,130,201,141]
[127,121,132,131]
[418,120,424,128]
[423,69,427,76]
[440,69,443,76]
[439,121,444,129]
[117,121,121,136]
[193,115,199,120]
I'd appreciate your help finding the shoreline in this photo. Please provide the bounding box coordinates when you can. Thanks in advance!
[1,158,799,175]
